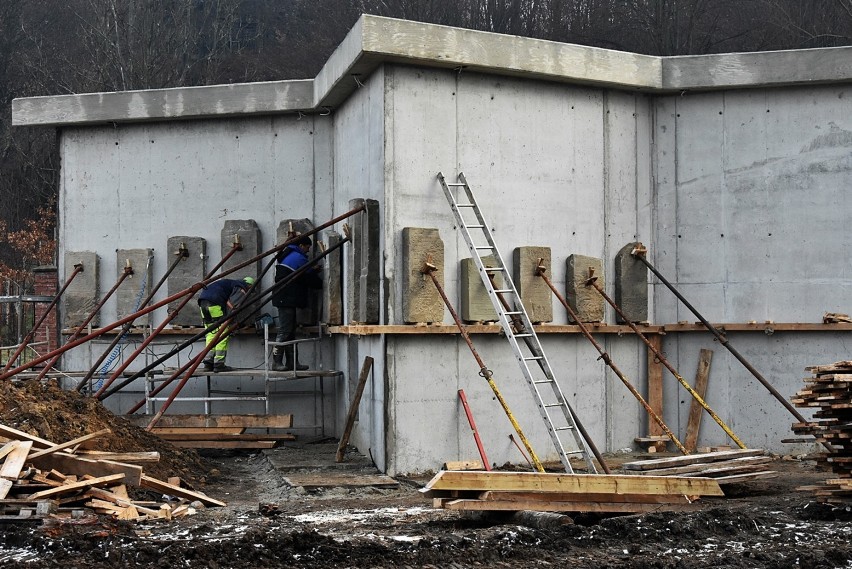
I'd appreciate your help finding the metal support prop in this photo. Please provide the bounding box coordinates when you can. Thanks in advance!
[629,244,818,433]
[486,273,612,473]
[2,263,84,373]
[77,247,186,392]
[584,268,747,450]
[458,389,492,471]
[535,261,688,455]
[0,204,366,383]
[36,264,134,381]
[421,260,546,472]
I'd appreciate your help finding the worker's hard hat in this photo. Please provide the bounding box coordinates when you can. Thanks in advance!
[243,276,256,285]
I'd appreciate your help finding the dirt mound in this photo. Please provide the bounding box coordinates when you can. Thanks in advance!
[0,378,208,482]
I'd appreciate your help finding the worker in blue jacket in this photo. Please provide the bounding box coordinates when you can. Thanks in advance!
[198,276,255,372]
[271,236,322,371]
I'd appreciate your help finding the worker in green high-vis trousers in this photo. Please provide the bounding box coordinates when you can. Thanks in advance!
[197,276,254,372]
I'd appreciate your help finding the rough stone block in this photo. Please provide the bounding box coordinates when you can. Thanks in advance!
[402,228,444,324]
[221,220,261,282]
[116,249,154,325]
[63,251,99,328]
[566,255,604,323]
[322,231,343,326]
[167,237,205,327]
[348,198,380,324]
[276,218,314,246]
[461,255,502,323]
[513,246,552,324]
[614,242,648,323]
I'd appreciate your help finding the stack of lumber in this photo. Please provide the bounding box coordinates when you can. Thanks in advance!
[621,449,778,485]
[0,422,224,522]
[792,360,852,503]
[126,414,296,449]
[421,470,724,514]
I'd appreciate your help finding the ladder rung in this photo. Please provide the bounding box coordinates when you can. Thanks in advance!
[465,224,485,229]
[515,333,533,338]
[494,289,514,294]
[505,311,522,315]
[555,425,576,432]
[484,267,504,271]
[563,449,585,455]
[523,356,543,361]
[534,379,554,385]
[456,204,475,208]
[544,403,563,408]
[446,182,466,186]
[474,246,494,250]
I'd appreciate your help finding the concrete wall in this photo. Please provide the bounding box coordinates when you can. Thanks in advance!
[652,84,852,452]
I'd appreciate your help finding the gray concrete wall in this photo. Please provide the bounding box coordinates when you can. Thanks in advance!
[651,84,852,452]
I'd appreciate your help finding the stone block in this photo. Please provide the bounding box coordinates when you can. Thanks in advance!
[614,242,648,323]
[348,198,380,324]
[63,251,99,328]
[276,218,315,246]
[167,237,205,327]
[402,228,444,324]
[566,255,604,323]
[221,220,261,282]
[322,231,343,326]
[513,246,552,324]
[461,255,502,323]
[116,249,154,325]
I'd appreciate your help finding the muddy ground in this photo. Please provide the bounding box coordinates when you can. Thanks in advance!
[0,442,851,569]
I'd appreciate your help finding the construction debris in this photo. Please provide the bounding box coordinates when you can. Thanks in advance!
[823,312,852,324]
[421,470,723,514]
[621,449,778,485]
[792,360,852,503]
[0,422,223,522]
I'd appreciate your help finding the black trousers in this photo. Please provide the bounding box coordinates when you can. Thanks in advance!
[275,307,298,361]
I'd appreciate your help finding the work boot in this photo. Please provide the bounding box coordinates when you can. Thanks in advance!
[284,346,309,371]
[271,347,288,372]
[202,359,214,372]
[213,363,233,373]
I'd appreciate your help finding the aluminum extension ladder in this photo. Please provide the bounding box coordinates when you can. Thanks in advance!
[438,171,597,474]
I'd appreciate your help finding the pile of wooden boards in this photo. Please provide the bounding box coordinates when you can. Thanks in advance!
[621,449,778,485]
[421,470,724,514]
[0,422,224,522]
[792,360,852,503]
[126,414,295,449]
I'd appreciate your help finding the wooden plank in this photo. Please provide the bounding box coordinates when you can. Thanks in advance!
[77,451,160,463]
[85,487,164,517]
[155,433,295,442]
[0,424,54,448]
[684,349,713,452]
[283,472,399,490]
[0,441,32,480]
[140,475,226,507]
[421,471,724,496]
[713,471,779,485]
[444,460,484,471]
[0,479,12,500]
[646,335,664,444]
[124,414,293,429]
[168,441,277,449]
[0,441,18,463]
[627,456,773,476]
[151,427,245,435]
[439,498,700,513]
[337,356,373,462]
[478,491,694,505]
[28,453,143,487]
[28,429,111,460]
[29,473,126,499]
[622,449,766,471]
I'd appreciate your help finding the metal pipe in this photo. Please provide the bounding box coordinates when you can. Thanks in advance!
[458,389,491,471]
[206,237,243,277]
[585,267,747,449]
[487,272,611,473]
[1,204,365,382]
[36,264,134,381]
[535,261,688,455]
[77,247,185,392]
[2,263,84,373]
[422,260,546,472]
[630,244,818,434]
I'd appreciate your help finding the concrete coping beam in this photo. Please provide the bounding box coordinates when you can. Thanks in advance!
[14,15,852,127]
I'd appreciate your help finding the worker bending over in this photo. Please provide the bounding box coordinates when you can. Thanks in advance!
[198,276,255,372]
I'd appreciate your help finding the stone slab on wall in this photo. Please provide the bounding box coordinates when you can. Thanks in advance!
[323,231,343,325]
[461,255,502,323]
[513,246,552,324]
[63,251,99,328]
[614,242,648,323]
[116,249,153,325]
[276,218,314,246]
[566,254,604,323]
[348,199,380,324]
[276,218,320,324]
[167,237,205,327]
[402,228,444,324]
[221,220,261,282]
